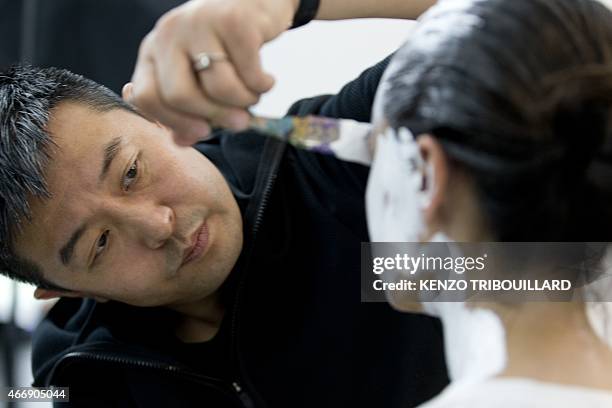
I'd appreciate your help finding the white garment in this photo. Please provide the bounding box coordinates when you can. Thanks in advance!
[420,378,612,408]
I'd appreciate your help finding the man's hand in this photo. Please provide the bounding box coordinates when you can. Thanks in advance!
[125,0,436,145]
[125,0,298,145]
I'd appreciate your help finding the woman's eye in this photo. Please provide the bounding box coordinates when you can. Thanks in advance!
[123,160,139,191]
[95,230,109,257]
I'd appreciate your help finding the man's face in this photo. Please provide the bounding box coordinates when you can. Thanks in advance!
[14,102,243,307]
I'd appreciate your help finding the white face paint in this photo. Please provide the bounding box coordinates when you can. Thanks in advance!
[366,127,429,243]
[422,302,508,383]
[584,246,612,349]
[586,302,612,349]
[365,127,508,383]
[330,119,374,166]
[365,130,509,383]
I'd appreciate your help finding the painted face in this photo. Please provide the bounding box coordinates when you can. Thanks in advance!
[365,127,508,382]
[367,49,431,243]
[365,127,429,243]
[14,103,243,307]
[365,127,432,310]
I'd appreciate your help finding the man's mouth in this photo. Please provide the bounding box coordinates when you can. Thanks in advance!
[181,221,209,266]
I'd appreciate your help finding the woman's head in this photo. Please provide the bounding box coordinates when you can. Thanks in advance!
[369,0,612,242]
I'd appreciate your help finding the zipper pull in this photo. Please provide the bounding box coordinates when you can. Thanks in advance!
[232,381,256,408]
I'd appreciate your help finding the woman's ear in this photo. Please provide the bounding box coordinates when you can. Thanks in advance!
[416,134,450,227]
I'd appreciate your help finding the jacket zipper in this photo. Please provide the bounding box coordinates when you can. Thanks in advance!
[232,381,256,408]
[51,349,248,405]
[228,138,286,408]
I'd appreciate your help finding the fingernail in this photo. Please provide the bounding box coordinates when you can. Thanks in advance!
[122,83,134,101]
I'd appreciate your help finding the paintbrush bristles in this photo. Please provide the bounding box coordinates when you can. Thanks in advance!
[249,116,341,148]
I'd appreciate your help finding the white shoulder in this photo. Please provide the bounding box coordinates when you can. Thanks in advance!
[418,378,612,408]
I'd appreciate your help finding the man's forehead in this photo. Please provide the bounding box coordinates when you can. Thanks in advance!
[48,103,118,158]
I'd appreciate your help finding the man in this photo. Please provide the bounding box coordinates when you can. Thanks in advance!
[0,58,447,406]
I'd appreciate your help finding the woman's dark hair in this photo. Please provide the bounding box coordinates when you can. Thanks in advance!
[384,0,612,241]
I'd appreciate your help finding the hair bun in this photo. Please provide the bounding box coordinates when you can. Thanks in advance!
[542,65,612,168]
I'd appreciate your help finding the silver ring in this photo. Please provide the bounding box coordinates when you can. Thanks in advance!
[192,52,228,72]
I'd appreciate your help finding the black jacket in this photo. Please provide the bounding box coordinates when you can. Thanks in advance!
[32,58,449,407]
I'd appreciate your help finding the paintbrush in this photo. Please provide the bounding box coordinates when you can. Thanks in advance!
[248,115,374,166]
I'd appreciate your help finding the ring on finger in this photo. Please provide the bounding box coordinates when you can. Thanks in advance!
[192,52,228,72]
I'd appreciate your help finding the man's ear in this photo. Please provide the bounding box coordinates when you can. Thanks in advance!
[34,287,109,303]
[34,288,72,300]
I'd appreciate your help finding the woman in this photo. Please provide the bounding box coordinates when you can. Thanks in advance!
[366,0,612,406]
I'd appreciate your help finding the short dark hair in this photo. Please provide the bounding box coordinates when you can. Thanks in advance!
[384,0,612,241]
[0,65,139,290]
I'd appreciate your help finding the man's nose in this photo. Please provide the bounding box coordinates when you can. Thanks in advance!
[119,203,175,249]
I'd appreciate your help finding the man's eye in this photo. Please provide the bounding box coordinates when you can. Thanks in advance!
[95,230,109,258]
[123,160,139,191]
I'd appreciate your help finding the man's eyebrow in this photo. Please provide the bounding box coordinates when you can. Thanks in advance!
[99,136,123,183]
[59,224,87,267]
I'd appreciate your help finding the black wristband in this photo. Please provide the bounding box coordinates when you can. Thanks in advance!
[290,0,321,28]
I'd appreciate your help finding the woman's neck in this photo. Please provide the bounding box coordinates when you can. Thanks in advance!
[427,302,508,383]
[433,301,612,390]
[498,302,612,391]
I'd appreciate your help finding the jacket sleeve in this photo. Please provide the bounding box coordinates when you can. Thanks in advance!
[286,54,392,122]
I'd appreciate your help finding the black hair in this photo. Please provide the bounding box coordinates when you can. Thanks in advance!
[384,0,612,241]
[0,65,139,290]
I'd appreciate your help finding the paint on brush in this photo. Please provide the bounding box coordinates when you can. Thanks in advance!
[249,115,374,166]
